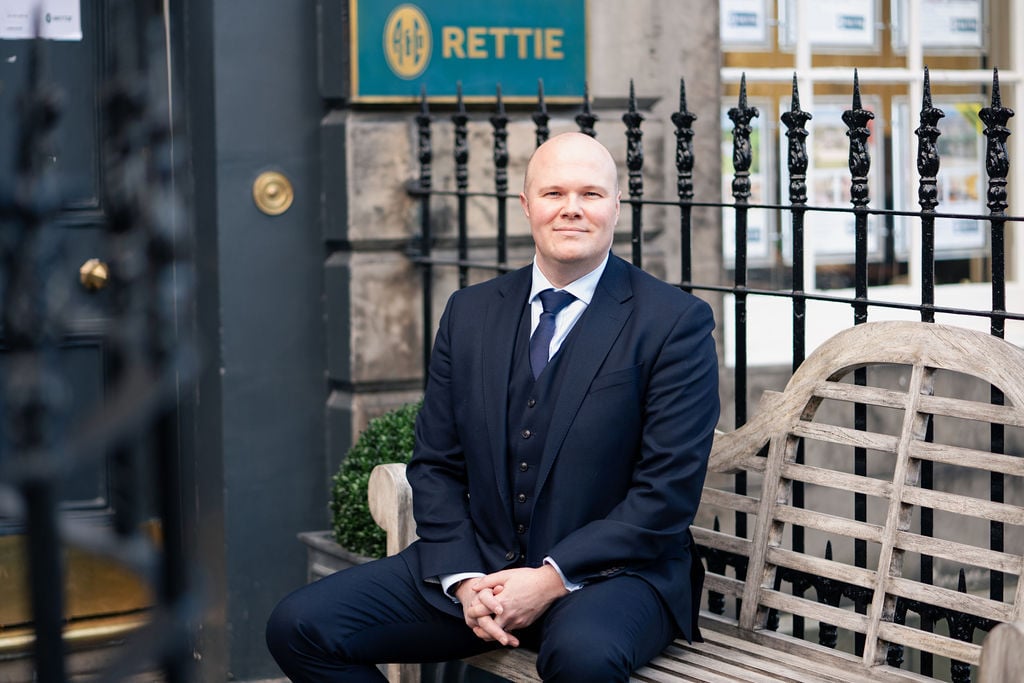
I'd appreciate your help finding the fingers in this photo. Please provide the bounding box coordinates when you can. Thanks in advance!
[473,615,520,647]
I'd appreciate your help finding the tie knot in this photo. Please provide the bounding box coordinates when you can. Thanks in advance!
[538,289,576,315]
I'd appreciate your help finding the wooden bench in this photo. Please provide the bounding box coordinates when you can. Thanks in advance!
[368,321,1024,683]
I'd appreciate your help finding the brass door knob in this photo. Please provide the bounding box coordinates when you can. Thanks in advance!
[79,258,109,291]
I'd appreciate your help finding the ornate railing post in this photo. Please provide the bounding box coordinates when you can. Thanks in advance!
[452,83,470,289]
[727,74,758,547]
[533,79,550,148]
[671,78,697,291]
[978,67,1013,614]
[575,82,598,137]
[3,32,68,683]
[415,87,433,385]
[780,74,812,637]
[914,66,944,664]
[491,85,509,267]
[623,80,645,267]
[842,72,875,656]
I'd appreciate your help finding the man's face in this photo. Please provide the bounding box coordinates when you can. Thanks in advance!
[520,133,620,285]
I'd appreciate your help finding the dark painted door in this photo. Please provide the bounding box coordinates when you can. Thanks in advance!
[0,1,162,647]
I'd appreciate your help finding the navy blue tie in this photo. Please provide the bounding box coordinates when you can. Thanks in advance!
[530,289,576,379]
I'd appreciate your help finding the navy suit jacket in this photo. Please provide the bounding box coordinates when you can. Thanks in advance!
[400,254,719,641]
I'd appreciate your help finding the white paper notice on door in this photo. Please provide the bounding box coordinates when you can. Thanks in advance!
[1,0,82,41]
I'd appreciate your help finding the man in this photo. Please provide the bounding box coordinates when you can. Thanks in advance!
[267,132,720,681]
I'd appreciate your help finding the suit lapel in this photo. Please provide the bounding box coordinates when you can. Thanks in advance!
[536,256,634,492]
[482,266,532,509]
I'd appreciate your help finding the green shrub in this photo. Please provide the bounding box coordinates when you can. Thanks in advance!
[330,400,421,559]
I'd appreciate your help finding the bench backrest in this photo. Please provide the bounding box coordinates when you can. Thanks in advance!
[695,321,1024,672]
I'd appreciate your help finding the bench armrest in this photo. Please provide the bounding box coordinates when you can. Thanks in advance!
[368,463,416,556]
[979,620,1024,683]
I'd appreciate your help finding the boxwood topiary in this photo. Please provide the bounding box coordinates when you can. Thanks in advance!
[330,400,421,559]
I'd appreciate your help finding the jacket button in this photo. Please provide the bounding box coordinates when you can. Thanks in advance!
[505,550,517,561]
[521,428,532,439]
[527,398,537,408]
[517,493,527,503]
[516,524,526,534]
[519,461,529,472]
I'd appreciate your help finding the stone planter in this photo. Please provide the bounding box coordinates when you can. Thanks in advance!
[298,530,374,583]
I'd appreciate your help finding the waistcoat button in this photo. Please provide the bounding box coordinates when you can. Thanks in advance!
[519,461,529,472]
[505,550,517,561]
[517,493,527,503]
[521,428,532,439]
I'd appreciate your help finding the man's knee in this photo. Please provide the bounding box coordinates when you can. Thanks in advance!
[535,627,632,683]
[266,592,309,664]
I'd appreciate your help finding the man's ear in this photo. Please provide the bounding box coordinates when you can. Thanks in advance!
[519,192,530,218]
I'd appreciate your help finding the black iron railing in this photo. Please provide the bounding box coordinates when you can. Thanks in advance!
[0,4,197,681]
[406,70,1021,682]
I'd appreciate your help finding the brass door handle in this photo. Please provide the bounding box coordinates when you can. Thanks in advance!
[79,258,109,291]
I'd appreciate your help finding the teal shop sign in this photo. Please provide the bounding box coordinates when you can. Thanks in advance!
[350,1,586,103]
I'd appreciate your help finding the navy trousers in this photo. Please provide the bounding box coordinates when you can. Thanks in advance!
[266,554,677,682]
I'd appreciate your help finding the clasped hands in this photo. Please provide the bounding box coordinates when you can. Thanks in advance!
[454,564,568,647]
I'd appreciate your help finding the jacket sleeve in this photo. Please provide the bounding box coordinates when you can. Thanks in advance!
[404,294,486,579]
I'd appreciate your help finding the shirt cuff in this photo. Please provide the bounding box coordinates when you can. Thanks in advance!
[439,572,486,603]
[543,557,583,592]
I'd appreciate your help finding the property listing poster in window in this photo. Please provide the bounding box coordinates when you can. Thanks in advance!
[1,0,82,40]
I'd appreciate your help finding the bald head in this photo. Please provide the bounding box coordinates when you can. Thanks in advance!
[523,132,619,196]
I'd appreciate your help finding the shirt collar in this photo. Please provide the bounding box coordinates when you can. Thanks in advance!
[529,254,609,306]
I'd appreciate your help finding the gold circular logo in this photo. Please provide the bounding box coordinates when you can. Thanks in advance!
[383,4,431,80]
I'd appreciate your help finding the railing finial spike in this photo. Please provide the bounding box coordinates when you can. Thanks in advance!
[923,66,932,109]
[791,73,800,111]
[495,83,504,114]
[992,67,1002,108]
[456,81,465,113]
[679,77,687,112]
[738,72,748,109]
[852,68,862,110]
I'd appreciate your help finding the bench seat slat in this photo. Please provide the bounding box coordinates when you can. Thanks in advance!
[895,530,1024,575]
[696,615,938,682]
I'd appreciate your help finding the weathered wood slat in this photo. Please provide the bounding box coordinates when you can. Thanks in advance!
[894,530,1024,574]
[884,575,1014,622]
[765,546,877,588]
[900,487,1024,525]
[702,572,745,598]
[691,525,754,557]
[781,461,893,498]
[697,486,761,515]
[757,588,871,633]
[812,382,911,410]
[771,504,885,543]
[909,440,1024,477]
[918,393,1024,427]
[875,620,983,664]
[790,421,900,453]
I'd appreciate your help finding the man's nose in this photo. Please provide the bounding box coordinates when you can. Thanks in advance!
[560,193,582,217]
